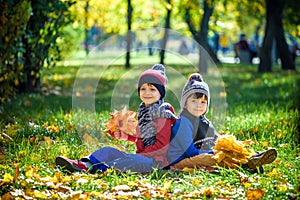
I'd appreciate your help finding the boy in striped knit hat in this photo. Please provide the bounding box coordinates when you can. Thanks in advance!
[56,64,176,173]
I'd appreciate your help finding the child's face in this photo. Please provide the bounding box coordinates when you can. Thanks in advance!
[185,94,207,117]
[139,83,161,106]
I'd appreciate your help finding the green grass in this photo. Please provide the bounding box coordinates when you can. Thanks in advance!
[0,55,300,199]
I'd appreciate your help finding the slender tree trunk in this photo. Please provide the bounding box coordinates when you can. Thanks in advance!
[84,0,89,56]
[160,0,172,65]
[125,0,132,69]
[273,0,295,70]
[198,1,217,73]
[259,0,275,72]
[185,1,219,73]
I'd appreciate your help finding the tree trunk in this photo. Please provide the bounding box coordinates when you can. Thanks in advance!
[125,0,132,69]
[84,0,89,56]
[185,1,219,73]
[259,0,276,72]
[160,0,172,65]
[273,0,295,70]
[198,1,217,73]
[259,0,294,72]
[19,40,42,93]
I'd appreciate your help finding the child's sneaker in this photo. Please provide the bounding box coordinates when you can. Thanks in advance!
[56,156,89,173]
[247,148,277,170]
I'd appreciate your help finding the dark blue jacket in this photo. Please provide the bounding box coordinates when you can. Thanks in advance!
[167,110,218,165]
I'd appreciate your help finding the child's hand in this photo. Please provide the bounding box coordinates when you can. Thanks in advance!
[114,129,129,141]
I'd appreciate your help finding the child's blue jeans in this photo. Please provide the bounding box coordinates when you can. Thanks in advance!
[82,146,158,173]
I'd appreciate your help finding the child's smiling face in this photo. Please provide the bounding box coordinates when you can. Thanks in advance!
[185,93,208,117]
[139,83,161,106]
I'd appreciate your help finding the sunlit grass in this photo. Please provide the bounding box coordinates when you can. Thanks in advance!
[0,57,299,199]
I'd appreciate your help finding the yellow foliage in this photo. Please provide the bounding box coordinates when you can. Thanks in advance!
[33,190,48,199]
[3,173,14,183]
[47,125,60,133]
[213,134,256,168]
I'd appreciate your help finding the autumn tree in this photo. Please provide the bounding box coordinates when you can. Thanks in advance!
[0,1,31,103]
[0,0,73,103]
[220,0,297,72]
[19,0,74,93]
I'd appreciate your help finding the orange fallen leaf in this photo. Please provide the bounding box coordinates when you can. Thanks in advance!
[202,186,214,197]
[246,188,265,200]
[47,125,60,133]
[1,192,14,200]
[105,107,137,136]
[13,164,20,183]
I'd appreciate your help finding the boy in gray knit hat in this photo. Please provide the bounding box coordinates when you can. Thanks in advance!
[167,73,277,172]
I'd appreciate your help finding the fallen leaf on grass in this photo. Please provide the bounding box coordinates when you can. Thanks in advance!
[2,173,13,184]
[47,125,60,133]
[162,180,172,193]
[201,186,215,197]
[83,133,98,144]
[246,188,265,200]
[1,192,14,200]
[13,163,19,183]
[0,147,7,161]
[261,142,270,147]
[117,190,141,197]
[113,184,131,191]
[34,190,49,199]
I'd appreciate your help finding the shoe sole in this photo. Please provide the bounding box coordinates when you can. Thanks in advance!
[247,148,277,169]
[56,156,80,173]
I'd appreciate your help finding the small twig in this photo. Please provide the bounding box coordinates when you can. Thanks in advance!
[1,132,14,142]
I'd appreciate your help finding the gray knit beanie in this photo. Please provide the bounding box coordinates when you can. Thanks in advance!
[179,73,210,115]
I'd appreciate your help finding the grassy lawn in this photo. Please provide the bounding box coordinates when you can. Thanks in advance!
[0,53,299,199]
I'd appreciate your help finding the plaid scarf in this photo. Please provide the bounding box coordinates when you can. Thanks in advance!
[138,99,176,147]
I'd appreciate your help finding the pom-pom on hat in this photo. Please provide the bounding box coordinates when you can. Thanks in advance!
[138,64,168,99]
[180,73,210,115]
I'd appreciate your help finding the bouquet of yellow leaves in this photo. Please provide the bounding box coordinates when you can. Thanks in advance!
[105,107,138,136]
[213,134,256,168]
